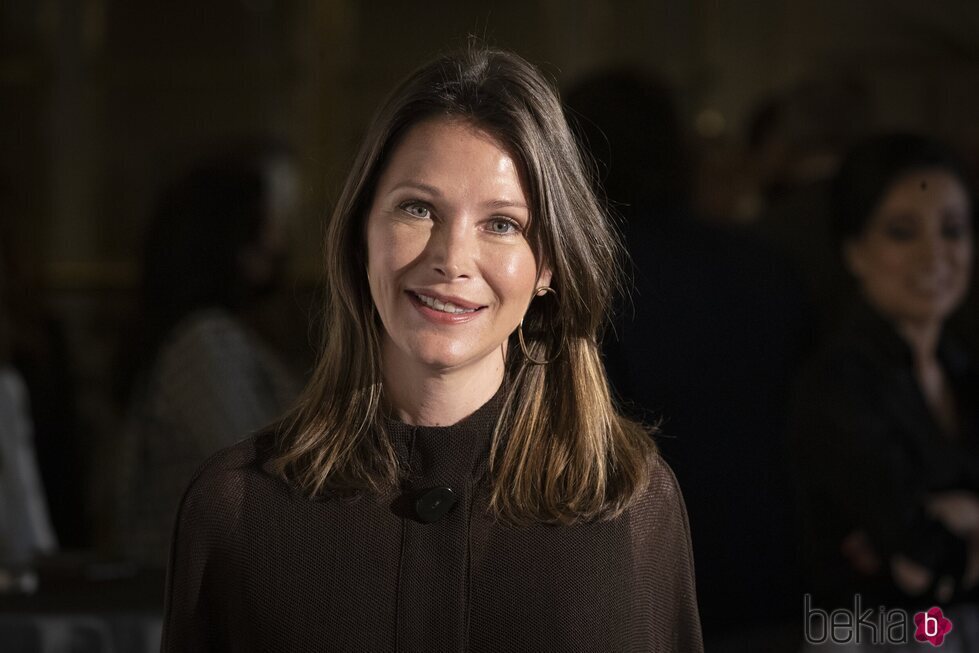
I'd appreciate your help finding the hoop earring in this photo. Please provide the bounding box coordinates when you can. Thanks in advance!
[518,286,562,365]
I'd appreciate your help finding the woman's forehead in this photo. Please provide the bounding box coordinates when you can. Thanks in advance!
[376,118,530,206]
[875,168,970,218]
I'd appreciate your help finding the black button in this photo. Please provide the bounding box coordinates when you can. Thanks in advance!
[414,487,457,524]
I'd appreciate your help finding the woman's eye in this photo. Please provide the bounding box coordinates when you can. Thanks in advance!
[942,223,968,240]
[488,218,519,235]
[882,224,916,242]
[942,215,971,240]
[399,202,431,219]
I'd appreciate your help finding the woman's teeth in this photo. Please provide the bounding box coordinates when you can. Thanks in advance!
[415,293,479,314]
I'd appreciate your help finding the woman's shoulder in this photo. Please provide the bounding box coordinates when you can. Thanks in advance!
[641,451,683,501]
[157,308,254,370]
[173,432,278,533]
[170,307,246,342]
[803,302,911,385]
[627,451,691,539]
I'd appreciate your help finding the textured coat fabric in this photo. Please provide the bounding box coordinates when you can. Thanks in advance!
[791,301,979,607]
[161,388,703,652]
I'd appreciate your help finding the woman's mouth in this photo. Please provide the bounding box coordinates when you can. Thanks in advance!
[406,291,487,324]
[908,274,950,296]
[408,291,486,314]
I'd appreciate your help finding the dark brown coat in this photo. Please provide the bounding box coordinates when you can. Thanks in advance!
[162,392,703,652]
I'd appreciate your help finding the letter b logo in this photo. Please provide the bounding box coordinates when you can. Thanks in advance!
[914,607,953,646]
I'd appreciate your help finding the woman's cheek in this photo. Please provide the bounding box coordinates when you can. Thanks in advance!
[956,241,973,270]
[495,251,534,299]
[389,224,430,267]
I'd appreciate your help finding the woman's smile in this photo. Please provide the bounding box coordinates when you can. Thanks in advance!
[406,290,487,324]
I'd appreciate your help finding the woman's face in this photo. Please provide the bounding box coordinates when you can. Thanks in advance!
[845,168,973,326]
[365,118,551,374]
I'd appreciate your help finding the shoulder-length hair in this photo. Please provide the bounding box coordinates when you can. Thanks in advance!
[270,44,656,525]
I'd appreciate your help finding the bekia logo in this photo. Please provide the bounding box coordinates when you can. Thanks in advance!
[804,594,954,647]
[914,607,953,647]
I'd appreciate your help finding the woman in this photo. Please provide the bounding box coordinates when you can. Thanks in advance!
[162,46,702,652]
[792,133,979,616]
[0,251,57,566]
[120,155,299,567]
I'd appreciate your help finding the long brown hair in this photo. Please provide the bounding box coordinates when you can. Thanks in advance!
[270,44,656,525]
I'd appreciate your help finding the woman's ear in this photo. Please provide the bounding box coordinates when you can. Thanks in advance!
[537,266,553,291]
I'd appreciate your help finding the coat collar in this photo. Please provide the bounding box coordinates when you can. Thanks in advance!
[382,383,506,492]
[258,383,508,505]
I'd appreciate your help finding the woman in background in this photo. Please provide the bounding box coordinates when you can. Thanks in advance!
[119,154,300,567]
[793,134,979,626]
[0,249,57,566]
[162,45,702,652]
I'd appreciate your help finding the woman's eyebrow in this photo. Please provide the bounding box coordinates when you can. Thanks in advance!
[389,180,527,211]
[483,198,528,210]
[389,180,441,196]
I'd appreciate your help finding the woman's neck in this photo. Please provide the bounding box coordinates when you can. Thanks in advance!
[896,316,961,438]
[381,339,505,427]
[894,318,942,368]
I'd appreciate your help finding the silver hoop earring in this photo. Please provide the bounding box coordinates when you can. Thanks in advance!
[517,286,562,365]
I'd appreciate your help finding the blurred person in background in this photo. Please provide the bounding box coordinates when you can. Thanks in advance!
[117,150,301,568]
[0,247,57,567]
[792,134,979,635]
[0,209,85,550]
[745,78,872,338]
[566,69,810,651]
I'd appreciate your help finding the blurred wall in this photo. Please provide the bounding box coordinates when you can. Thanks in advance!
[2,0,977,288]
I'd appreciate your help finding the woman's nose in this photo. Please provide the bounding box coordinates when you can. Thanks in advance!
[428,216,476,279]
[917,231,946,269]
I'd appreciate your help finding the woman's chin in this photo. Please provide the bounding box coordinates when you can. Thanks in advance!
[889,300,958,326]
[407,344,499,373]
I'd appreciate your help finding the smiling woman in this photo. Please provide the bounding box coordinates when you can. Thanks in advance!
[161,43,703,652]
[792,133,979,619]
